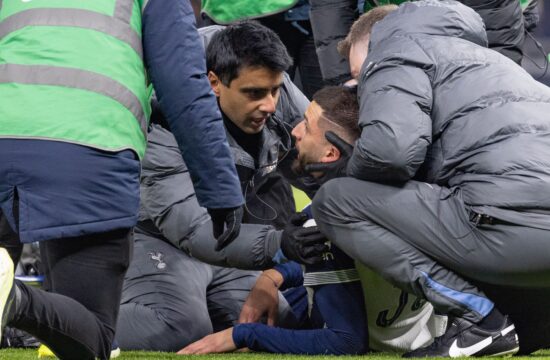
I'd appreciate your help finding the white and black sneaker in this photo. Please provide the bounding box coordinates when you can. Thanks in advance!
[110,339,121,359]
[0,248,15,343]
[403,316,519,358]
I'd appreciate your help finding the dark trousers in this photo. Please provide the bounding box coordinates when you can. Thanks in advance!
[117,232,260,351]
[5,229,132,360]
[0,211,21,263]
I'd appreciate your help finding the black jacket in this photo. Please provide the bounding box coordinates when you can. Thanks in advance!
[309,0,527,85]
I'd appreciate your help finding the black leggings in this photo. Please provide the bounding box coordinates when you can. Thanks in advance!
[8,229,132,360]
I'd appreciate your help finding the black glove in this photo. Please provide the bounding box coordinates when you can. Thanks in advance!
[304,131,353,185]
[207,206,244,251]
[280,213,329,265]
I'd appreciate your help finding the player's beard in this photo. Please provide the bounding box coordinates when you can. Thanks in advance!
[291,155,306,176]
[291,150,317,177]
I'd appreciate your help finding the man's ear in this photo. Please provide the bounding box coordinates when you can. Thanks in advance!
[320,143,341,163]
[208,71,221,97]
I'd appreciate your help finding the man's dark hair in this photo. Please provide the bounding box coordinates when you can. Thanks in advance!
[206,21,293,86]
[313,86,360,142]
[338,5,398,58]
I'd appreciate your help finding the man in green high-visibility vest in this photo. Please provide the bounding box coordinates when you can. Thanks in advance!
[0,1,246,359]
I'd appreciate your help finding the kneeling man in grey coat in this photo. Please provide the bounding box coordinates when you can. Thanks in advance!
[311,1,550,357]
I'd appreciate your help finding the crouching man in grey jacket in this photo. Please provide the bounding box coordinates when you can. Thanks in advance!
[311,1,550,357]
[115,22,327,351]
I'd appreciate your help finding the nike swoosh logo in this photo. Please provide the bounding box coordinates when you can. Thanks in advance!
[449,336,493,357]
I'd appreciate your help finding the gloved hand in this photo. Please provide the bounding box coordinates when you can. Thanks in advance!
[207,206,244,251]
[304,131,353,185]
[280,213,329,265]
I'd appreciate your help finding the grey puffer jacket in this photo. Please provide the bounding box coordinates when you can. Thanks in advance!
[349,0,550,229]
[138,72,309,269]
[138,124,282,270]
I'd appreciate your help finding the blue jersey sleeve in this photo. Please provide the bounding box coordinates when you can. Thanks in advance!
[142,0,243,209]
[274,261,303,290]
[232,281,368,355]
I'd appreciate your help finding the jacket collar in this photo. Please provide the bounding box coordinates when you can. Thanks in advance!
[225,115,290,177]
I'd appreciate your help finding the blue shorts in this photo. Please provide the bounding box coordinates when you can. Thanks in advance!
[0,139,140,243]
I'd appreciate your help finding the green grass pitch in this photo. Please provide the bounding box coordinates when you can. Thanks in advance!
[1,349,550,359]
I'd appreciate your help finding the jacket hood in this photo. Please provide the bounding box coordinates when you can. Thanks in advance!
[369,0,488,49]
[198,25,225,50]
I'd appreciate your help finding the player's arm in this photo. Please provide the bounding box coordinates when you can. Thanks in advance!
[180,275,367,355]
[230,310,366,355]
[238,262,304,325]
[180,294,366,355]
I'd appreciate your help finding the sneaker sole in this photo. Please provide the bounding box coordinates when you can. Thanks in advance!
[0,248,15,342]
[487,346,519,357]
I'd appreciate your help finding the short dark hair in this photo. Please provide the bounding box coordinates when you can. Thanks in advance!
[338,5,398,58]
[206,21,293,86]
[313,86,360,142]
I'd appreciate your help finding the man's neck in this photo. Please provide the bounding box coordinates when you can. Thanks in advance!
[222,112,262,163]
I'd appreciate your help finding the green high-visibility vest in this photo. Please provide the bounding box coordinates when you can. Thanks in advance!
[0,0,152,159]
[202,0,299,24]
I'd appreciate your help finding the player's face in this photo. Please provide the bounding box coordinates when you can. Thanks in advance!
[349,39,369,80]
[210,66,283,134]
[291,101,332,173]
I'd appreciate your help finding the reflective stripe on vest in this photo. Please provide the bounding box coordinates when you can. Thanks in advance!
[0,0,149,157]
[0,8,142,58]
[0,63,147,136]
[114,0,133,22]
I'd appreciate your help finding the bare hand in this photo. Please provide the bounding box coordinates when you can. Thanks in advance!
[238,270,282,326]
[177,327,236,355]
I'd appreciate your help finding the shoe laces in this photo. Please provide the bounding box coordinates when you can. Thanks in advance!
[426,318,466,349]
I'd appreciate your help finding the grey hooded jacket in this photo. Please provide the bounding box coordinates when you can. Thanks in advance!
[138,71,308,270]
[349,0,550,229]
